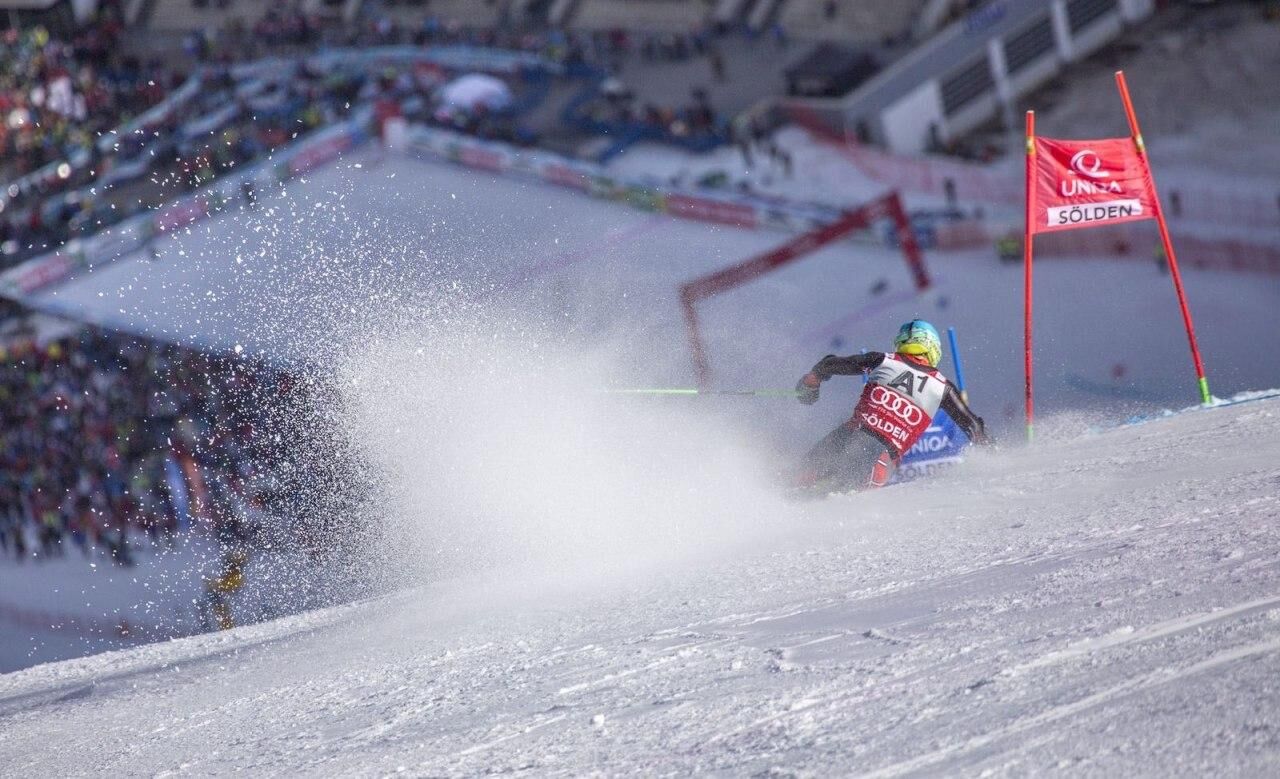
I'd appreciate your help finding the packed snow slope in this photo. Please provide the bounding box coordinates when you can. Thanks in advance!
[4,395,1280,776]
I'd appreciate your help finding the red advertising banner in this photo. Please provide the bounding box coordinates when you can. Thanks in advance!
[541,163,590,191]
[665,195,758,228]
[1031,137,1158,234]
[154,197,209,234]
[11,252,77,294]
[288,134,353,177]
[457,145,507,172]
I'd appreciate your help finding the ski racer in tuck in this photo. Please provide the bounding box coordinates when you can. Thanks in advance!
[794,320,990,492]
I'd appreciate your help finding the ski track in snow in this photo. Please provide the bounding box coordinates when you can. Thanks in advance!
[4,399,1280,776]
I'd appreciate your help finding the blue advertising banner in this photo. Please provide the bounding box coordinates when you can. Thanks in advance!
[894,409,970,482]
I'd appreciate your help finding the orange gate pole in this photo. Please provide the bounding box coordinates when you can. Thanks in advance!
[1115,71,1212,405]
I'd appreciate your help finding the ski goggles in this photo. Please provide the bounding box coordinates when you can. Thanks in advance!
[897,342,941,367]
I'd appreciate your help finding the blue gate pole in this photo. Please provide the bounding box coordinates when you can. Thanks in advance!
[947,327,968,403]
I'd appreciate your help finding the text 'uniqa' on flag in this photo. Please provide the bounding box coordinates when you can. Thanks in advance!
[1030,137,1159,234]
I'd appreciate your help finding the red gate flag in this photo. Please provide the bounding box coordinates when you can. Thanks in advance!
[1030,137,1159,234]
[1023,71,1213,443]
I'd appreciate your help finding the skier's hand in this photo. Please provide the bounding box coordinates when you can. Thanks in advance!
[796,372,821,405]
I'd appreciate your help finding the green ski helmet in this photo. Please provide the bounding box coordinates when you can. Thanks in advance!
[894,320,942,367]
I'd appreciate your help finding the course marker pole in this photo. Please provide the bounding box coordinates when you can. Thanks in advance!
[946,326,968,403]
[1115,71,1211,405]
[1023,110,1036,441]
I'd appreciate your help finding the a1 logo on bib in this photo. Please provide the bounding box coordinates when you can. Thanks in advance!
[886,370,917,396]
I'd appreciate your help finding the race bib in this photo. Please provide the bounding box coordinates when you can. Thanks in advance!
[855,355,945,456]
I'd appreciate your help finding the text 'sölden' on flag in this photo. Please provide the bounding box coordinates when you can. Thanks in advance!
[1031,137,1159,234]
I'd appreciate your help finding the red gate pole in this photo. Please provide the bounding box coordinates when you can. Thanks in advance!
[680,288,709,389]
[885,191,931,290]
[1115,71,1212,405]
[1024,110,1036,442]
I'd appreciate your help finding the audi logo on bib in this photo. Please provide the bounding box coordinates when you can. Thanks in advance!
[855,383,934,457]
[869,385,923,426]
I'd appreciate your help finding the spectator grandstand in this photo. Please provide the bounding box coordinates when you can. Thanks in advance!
[778,0,928,43]
[0,305,366,570]
[375,0,511,28]
[138,0,935,47]
[0,12,148,179]
[2,0,774,270]
[0,320,271,567]
[571,0,718,32]
[0,50,364,270]
[0,21,186,264]
[147,0,283,34]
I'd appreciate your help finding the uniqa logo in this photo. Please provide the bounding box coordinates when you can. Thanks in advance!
[1069,149,1110,179]
[908,435,951,454]
[1060,178,1123,196]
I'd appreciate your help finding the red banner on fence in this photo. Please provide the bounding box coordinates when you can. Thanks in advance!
[665,195,758,228]
[1031,137,1158,234]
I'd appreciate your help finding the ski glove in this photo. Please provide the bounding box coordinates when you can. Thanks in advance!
[796,372,821,405]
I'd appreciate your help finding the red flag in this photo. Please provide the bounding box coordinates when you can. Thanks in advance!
[1031,137,1158,234]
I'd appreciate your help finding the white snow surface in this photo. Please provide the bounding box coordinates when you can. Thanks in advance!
[4,395,1280,776]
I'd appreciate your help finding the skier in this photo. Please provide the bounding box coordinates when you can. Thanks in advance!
[794,320,990,493]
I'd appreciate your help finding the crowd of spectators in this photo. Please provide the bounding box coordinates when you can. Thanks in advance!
[572,80,724,153]
[0,322,284,568]
[374,17,733,147]
[5,5,689,271]
[0,30,369,272]
[0,5,158,182]
[184,6,329,60]
[186,9,734,151]
[0,12,187,264]
[0,6,752,274]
